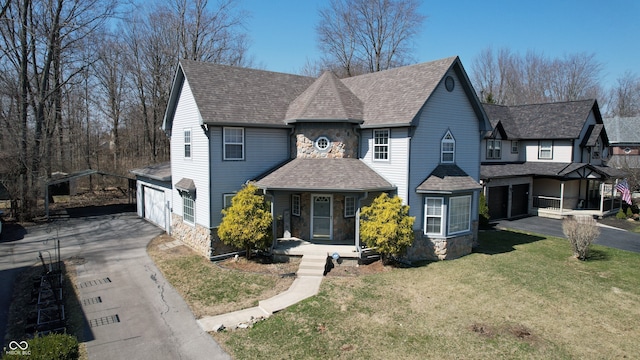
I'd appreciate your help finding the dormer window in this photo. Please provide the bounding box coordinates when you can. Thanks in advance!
[487,139,501,159]
[441,131,455,163]
[592,139,601,160]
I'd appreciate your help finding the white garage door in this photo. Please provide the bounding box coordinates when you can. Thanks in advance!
[143,186,165,229]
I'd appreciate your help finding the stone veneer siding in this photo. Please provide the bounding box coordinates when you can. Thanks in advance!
[293,123,358,159]
[171,214,238,257]
[404,221,479,261]
[290,193,355,241]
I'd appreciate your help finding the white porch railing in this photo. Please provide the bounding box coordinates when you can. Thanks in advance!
[533,196,561,210]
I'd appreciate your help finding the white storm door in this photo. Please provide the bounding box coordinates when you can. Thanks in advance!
[311,195,332,240]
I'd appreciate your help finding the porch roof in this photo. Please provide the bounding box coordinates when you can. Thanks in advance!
[481,162,624,180]
[253,158,396,192]
[416,164,482,194]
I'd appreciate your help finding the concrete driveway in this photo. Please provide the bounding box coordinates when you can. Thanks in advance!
[0,208,230,360]
[495,216,640,254]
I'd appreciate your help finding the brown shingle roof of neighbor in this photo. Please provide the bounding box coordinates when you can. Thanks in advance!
[482,100,600,140]
[253,158,396,192]
[176,56,462,128]
[179,60,315,126]
[416,164,482,193]
[130,162,171,182]
[285,71,363,123]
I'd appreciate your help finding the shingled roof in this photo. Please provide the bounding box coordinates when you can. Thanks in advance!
[480,162,623,180]
[253,158,395,192]
[169,60,314,127]
[416,164,482,193]
[603,116,640,145]
[482,100,601,140]
[163,56,489,131]
[285,71,363,123]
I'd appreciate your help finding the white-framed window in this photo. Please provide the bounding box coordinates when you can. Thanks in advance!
[184,129,192,159]
[486,139,502,159]
[373,129,389,161]
[538,140,553,159]
[344,196,356,218]
[448,195,471,234]
[441,131,455,163]
[223,193,235,209]
[424,197,444,235]
[182,193,195,224]
[511,140,519,154]
[224,127,244,160]
[292,194,301,216]
[315,136,330,151]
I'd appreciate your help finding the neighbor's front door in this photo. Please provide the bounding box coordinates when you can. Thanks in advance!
[311,195,332,240]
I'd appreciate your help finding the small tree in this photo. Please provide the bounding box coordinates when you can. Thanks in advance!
[562,215,600,260]
[359,193,415,264]
[616,207,627,219]
[218,183,272,259]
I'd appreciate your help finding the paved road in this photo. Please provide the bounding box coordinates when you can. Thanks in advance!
[0,209,230,360]
[495,216,640,254]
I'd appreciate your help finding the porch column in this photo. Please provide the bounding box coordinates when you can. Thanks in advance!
[599,182,605,213]
[355,207,360,250]
[560,181,565,213]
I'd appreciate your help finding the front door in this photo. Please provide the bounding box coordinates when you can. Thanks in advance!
[311,195,332,240]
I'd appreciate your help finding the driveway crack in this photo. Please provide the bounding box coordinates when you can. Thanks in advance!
[145,264,184,360]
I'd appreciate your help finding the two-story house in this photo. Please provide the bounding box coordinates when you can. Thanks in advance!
[157,56,491,262]
[480,100,623,220]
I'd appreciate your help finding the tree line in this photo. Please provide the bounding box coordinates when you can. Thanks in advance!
[0,0,638,221]
[0,0,251,220]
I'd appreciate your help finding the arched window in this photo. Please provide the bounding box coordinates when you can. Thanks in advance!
[441,130,455,163]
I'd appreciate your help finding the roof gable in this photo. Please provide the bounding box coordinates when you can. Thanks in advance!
[285,71,363,123]
[163,56,490,131]
[483,100,601,140]
[603,116,640,144]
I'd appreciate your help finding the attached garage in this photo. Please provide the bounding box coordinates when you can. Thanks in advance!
[486,182,531,220]
[130,163,172,233]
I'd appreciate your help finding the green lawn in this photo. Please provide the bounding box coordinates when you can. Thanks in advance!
[209,230,640,359]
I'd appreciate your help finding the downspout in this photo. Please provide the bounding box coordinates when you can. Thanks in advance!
[263,188,277,252]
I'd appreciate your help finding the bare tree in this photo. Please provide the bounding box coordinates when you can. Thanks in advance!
[316,0,425,77]
[472,47,604,106]
[608,71,640,117]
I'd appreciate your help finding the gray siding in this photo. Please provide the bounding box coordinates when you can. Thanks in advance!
[360,127,410,203]
[408,68,483,230]
[210,126,289,226]
[170,77,211,228]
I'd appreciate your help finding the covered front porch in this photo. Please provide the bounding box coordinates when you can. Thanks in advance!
[253,158,396,260]
[532,174,623,219]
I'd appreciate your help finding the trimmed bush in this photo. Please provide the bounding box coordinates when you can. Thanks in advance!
[562,215,600,260]
[616,208,627,219]
[359,193,415,264]
[3,333,79,360]
[627,206,634,218]
[218,183,272,259]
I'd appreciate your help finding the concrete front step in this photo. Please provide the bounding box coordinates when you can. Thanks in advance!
[296,254,328,277]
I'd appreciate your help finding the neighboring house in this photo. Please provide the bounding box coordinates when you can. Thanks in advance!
[480,100,623,220]
[131,162,172,234]
[161,56,491,261]
[603,116,640,169]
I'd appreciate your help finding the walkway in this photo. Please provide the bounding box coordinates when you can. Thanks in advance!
[197,252,328,331]
[495,216,640,253]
